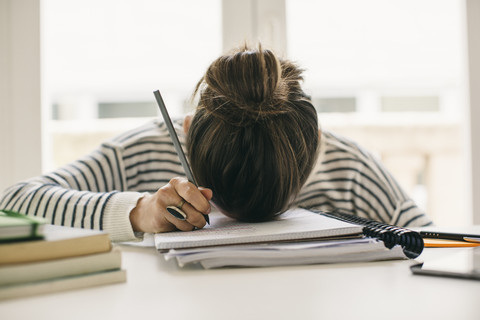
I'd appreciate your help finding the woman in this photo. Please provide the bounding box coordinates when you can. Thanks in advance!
[0,45,432,241]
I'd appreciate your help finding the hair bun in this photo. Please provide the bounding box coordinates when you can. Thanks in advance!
[196,45,294,125]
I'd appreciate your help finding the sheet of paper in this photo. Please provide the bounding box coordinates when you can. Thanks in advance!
[154,208,363,250]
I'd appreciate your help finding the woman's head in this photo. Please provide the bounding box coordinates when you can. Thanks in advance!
[186,45,319,222]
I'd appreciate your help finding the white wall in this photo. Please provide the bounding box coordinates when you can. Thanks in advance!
[0,0,42,192]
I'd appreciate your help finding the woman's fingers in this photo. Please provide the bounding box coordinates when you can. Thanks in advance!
[181,202,208,228]
[199,187,213,201]
[153,177,212,232]
[163,203,207,230]
[169,178,211,215]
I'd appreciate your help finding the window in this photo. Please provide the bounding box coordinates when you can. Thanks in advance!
[286,0,467,225]
[312,97,356,113]
[42,0,222,168]
[286,0,463,115]
[39,0,470,226]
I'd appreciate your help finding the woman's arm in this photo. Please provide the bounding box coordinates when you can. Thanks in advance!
[0,143,143,241]
[0,140,213,241]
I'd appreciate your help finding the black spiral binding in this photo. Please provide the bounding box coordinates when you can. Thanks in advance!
[320,210,424,259]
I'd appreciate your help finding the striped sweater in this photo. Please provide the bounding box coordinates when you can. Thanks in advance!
[0,119,432,241]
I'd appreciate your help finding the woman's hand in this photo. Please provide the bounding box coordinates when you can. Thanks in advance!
[129,177,212,233]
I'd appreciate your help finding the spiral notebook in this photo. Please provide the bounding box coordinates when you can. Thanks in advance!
[155,208,424,265]
[155,208,364,251]
[320,210,424,259]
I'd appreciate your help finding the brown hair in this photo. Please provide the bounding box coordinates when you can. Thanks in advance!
[187,45,319,222]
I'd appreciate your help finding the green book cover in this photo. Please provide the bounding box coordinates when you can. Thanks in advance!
[0,210,46,242]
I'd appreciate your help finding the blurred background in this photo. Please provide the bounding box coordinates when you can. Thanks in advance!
[2,0,479,226]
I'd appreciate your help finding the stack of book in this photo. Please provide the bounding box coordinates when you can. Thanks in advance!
[0,210,126,300]
[155,208,424,269]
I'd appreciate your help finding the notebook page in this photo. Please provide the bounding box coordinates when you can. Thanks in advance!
[154,208,363,250]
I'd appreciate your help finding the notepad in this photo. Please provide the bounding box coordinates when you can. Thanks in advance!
[154,208,364,251]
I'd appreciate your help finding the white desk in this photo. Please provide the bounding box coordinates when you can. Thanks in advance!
[0,244,479,320]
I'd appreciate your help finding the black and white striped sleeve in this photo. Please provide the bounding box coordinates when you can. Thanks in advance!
[0,142,142,241]
[296,131,433,228]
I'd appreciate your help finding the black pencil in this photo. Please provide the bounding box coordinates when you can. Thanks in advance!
[420,231,480,243]
[153,90,210,225]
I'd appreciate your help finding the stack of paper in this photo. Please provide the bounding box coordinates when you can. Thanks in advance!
[154,208,408,268]
[165,238,406,268]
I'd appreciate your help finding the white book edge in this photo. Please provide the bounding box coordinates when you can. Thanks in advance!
[0,224,46,240]
[0,213,46,240]
[0,269,126,301]
[0,248,122,286]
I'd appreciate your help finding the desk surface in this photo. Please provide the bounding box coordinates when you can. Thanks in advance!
[0,243,479,320]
